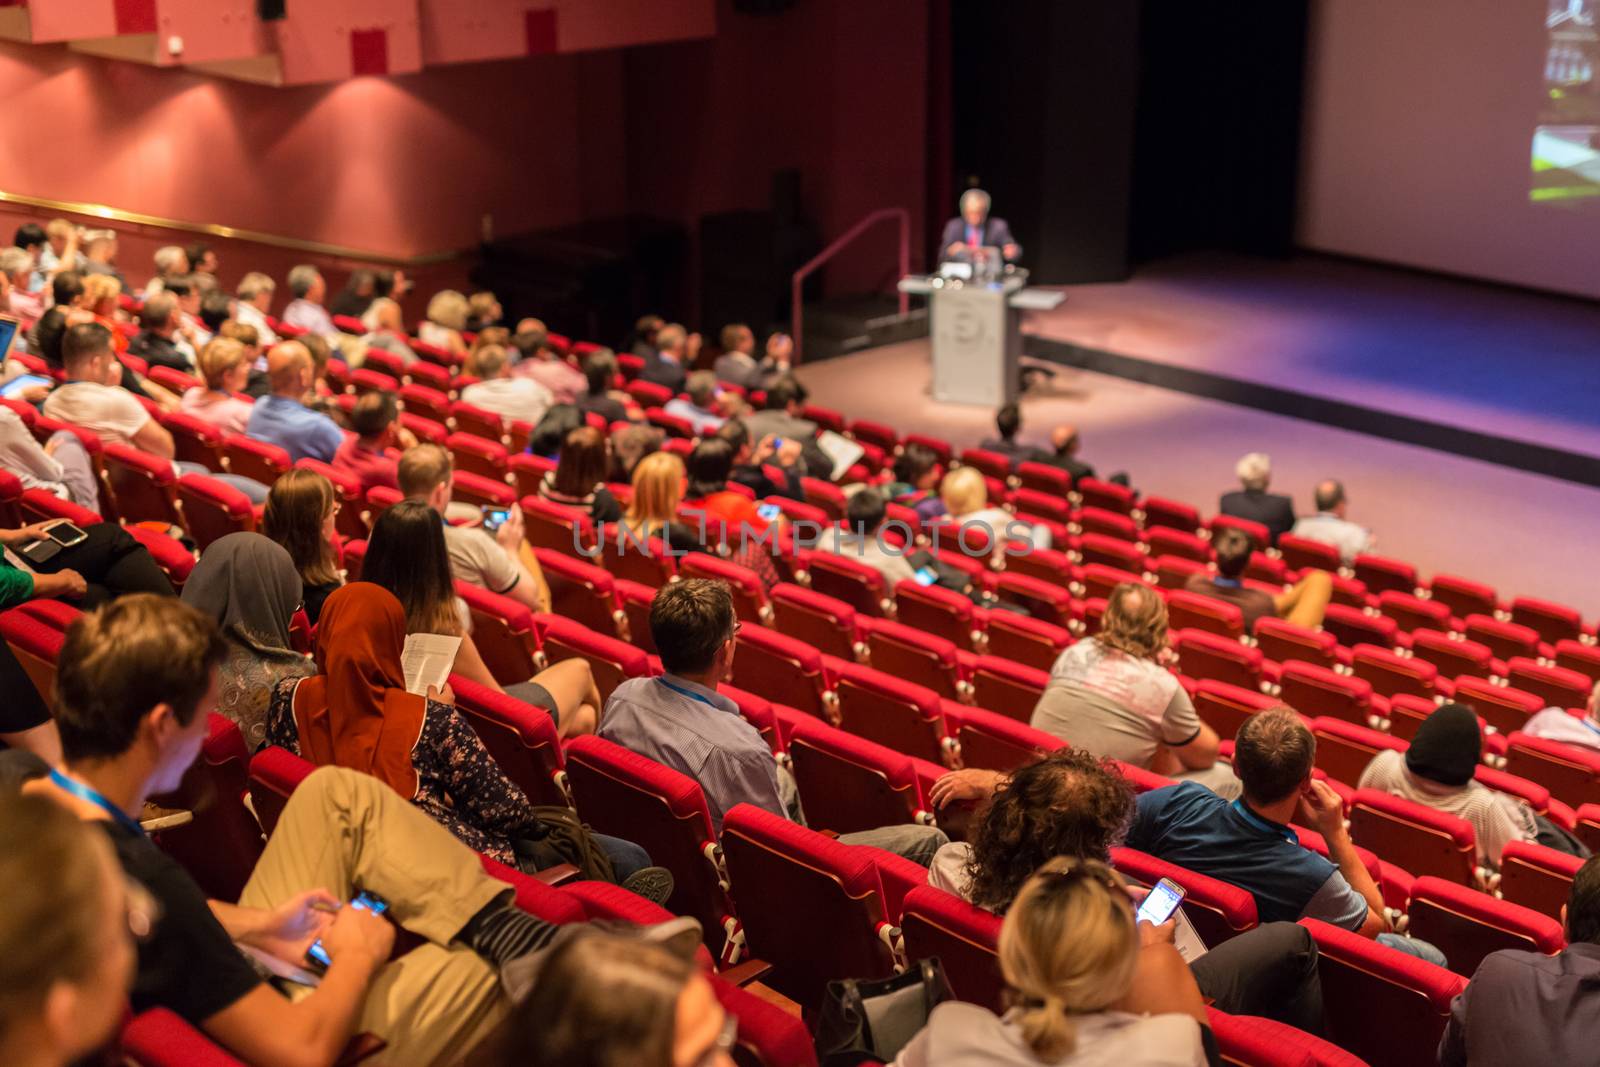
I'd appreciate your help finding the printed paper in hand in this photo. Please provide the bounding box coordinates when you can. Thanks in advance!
[815,430,865,482]
[401,633,461,696]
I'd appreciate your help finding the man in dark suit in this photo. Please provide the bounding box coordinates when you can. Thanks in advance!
[1220,452,1296,546]
[639,321,696,395]
[939,188,1021,263]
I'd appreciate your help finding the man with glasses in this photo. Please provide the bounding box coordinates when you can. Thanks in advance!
[599,579,948,863]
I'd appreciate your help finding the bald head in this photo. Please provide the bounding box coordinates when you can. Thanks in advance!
[1051,424,1080,457]
[266,341,312,397]
[1313,479,1346,515]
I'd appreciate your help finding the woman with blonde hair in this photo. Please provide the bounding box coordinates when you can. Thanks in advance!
[180,337,254,432]
[419,289,469,357]
[260,467,344,624]
[894,857,1208,1067]
[466,290,503,332]
[77,274,127,354]
[1030,582,1233,795]
[621,450,702,553]
[939,465,1051,550]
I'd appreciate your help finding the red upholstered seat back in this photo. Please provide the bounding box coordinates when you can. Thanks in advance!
[1406,875,1565,977]
[784,716,926,834]
[1299,917,1468,1067]
[1349,789,1476,886]
[720,804,899,1011]
[1111,846,1259,946]
[942,704,1065,773]
[451,674,570,808]
[900,886,1005,1012]
[564,736,736,958]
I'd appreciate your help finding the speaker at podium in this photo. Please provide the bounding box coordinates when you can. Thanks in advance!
[898,272,1065,407]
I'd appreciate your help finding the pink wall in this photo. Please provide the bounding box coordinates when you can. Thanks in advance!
[621,0,932,295]
[0,38,602,258]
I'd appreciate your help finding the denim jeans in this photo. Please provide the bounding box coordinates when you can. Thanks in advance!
[594,833,652,881]
[1377,932,1449,967]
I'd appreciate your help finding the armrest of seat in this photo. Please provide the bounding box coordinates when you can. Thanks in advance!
[532,863,581,886]
[716,957,775,987]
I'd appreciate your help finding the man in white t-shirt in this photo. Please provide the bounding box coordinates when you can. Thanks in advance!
[1030,582,1238,798]
[43,321,269,503]
[43,322,177,458]
[460,343,553,426]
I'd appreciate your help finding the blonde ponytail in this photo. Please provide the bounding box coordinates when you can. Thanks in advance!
[1017,992,1077,1060]
[1000,857,1140,1062]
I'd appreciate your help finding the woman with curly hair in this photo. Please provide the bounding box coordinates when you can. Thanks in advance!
[925,754,1327,1035]
[1029,582,1237,798]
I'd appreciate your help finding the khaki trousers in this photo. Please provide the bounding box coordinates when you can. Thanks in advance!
[238,766,512,1067]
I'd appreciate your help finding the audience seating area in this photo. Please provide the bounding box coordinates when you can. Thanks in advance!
[12,274,1600,1067]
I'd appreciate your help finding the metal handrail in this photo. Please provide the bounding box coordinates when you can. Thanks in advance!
[790,207,910,362]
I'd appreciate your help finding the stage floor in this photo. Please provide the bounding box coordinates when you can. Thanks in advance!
[793,339,1600,615]
[1020,253,1600,475]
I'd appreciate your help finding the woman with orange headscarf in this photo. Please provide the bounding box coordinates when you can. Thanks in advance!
[261,582,669,901]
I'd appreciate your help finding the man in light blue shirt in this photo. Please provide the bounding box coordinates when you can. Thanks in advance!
[600,578,946,864]
[245,341,343,463]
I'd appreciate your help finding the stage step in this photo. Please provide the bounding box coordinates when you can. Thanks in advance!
[799,293,927,362]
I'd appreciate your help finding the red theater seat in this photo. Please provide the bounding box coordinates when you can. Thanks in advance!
[1507,658,1591,711]
[729,624,833,720]
[221,435,290,487]
[149,715,261,903]
[564,736,739,960]
[769,583,862,661]
[1311,718,1406,788]
[1166,589,1246,641]
[983,612,1072,672]
[451,674,571,808]
[900,886,1005,1012]
[1504,731,1600,809]
[941,704,1064,772]
[1499,839,1586,921]
[1254,617,1341,671]
[177,474,256,550]
[721,804,901,1010]
[1299,917,1467,1067]
[1207,1009,1367,1067]
[783,715,931,834]
[1174,628,1264,691]
[863,618,965,701]
[1191,678,1279,740]
[456,582,542,685]
[831,661,950,765]
[1405,876,1564,977]
[1278,661,1380,729]
[538,614,650,702]
[894,580,982,652]
[804,552,893,618]
[533,548,625,639]
[103,442,183,528]
[1349,789,1476,886]
[1452,675,1543,735]
[1510,596,1585,646]
[968,655,1051,723]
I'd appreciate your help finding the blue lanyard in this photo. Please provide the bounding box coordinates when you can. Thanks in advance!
[1582,719,1600,740]
[657,677,718,708]
[1231,799,1298,845]
[1212,577,1243,588]
[49,768,146,837]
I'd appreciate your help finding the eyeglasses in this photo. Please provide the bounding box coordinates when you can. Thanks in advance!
[692,1013,738,1067]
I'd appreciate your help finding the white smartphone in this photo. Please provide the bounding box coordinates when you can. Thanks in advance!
[1136,877,1187,927]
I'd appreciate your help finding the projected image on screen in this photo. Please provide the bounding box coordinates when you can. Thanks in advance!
[1533,0,1600,203]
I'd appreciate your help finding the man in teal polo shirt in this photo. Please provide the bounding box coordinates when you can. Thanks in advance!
[1127,707,1387,937]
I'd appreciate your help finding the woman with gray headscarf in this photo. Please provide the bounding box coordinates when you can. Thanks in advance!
[180,532,314,748]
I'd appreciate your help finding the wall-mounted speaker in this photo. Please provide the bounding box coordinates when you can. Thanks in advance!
[258,0,286,22]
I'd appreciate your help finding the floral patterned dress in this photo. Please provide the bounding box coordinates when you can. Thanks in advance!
[264,676,539,866]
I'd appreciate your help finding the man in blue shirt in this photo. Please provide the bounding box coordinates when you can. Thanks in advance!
[600,578,946,864]
[245,341,343,463]
[1127,707,1387,937]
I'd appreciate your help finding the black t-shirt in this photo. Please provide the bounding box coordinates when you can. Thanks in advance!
[100,821,262,1025]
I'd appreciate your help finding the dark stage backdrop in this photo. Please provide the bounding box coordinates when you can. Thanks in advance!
[949,0,1309,283]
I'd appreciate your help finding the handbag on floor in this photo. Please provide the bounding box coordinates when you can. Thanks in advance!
[512,805,617,882]
[812,957,953,1066]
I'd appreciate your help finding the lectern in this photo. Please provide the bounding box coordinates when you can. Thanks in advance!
[898,273,1065,407]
